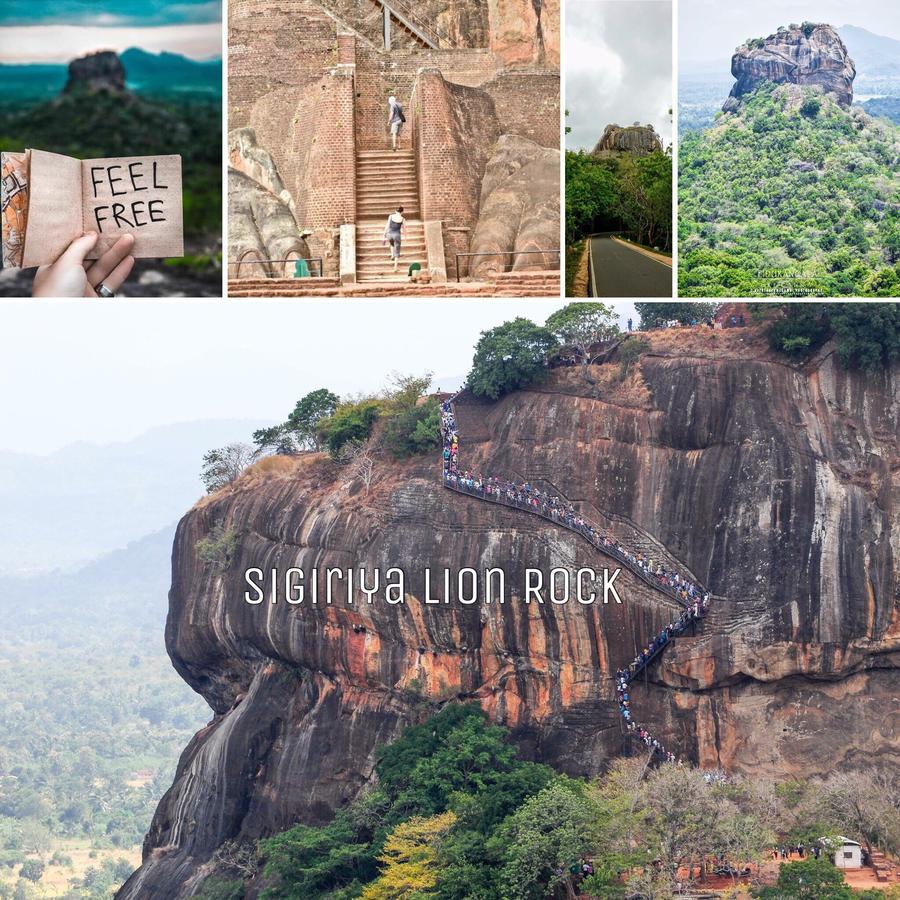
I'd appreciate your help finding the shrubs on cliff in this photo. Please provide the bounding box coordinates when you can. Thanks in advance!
[765,302,900,371]
[679,84,900,297]
[252,388,340,456]
[201,443,255,493]
[467,318,559,400]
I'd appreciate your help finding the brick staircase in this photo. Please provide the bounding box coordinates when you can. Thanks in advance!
[870,851,900,883]
[227,277,341,297]
[355,149,427,282]
[487,270,562,296]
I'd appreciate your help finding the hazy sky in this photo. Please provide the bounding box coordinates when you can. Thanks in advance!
[567,0,673,151]
[680,0,900,65]
[0,301,640,456]
[0,0,221,62]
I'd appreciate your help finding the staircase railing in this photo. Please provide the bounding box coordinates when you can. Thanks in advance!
[381,0,452,48]
[442,476,693,608]
[440,393,713,765]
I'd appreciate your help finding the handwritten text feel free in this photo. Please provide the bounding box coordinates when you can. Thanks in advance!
[89,161,169,233]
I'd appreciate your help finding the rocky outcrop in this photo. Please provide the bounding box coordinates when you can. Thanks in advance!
[121,330,898,898]
[470,135,559,274]
[64,51,126,94]
[723,23,855,113]
[592,124,662,157]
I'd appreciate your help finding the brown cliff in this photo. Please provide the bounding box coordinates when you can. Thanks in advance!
[121,327,899,897]
[723,23,855,113]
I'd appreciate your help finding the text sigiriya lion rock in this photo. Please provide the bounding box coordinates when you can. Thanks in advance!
[120,325,899,898]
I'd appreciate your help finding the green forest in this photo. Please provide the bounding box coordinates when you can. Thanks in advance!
[565,150,673,251]
[0,533,209,898]
[679,84,900,297]
[188,704,899,900]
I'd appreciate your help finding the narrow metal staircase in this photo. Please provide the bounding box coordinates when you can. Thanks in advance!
[355,149,427,282]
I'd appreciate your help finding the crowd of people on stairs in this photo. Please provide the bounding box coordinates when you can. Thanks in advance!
[439,397,713,764]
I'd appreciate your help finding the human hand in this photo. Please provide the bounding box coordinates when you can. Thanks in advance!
[32,232,135,298]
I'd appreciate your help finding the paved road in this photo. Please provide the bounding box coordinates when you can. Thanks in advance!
[589,236,671,297]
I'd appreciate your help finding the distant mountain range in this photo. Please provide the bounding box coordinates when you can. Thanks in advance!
[0,419,265,576]
[0,47,221,106]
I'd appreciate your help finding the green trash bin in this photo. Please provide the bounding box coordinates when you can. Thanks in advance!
[293,258,310,278]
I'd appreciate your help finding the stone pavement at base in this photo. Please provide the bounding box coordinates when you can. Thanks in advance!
[227,270,561,297]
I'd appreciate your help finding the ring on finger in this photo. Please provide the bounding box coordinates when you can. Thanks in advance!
[97,282,116,298]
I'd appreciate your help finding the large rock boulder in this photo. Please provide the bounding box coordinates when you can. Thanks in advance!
[64,51,126,94]
[119,330,898,898]
[592,124,662,157]
[723,23,855,112]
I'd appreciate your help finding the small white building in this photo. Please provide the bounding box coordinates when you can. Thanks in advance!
[833,837,863,869]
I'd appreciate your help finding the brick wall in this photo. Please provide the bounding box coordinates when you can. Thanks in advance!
[480,69,560,148]
[229,0,341,127]
[354,46,500,149]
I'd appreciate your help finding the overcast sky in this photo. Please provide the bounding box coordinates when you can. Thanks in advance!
[680,0,900,65]
[0,300,641,456]
[0,0,221,62]
[566,0,673,151]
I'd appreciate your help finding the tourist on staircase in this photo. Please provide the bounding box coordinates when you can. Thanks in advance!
[384,206,406,272]
[387,94,406,150]
[439,396,714,766]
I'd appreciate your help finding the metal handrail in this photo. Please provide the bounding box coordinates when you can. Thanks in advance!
[382,0,450,48]
[227,257,325,277]
[442,477,702,608]
[454,248,561,282]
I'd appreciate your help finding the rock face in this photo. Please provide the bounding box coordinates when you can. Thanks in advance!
[64,51,126,94]
[470,135,560,275]
[723,23,855,113]
[120,329,899,898]
[592,124,662,157]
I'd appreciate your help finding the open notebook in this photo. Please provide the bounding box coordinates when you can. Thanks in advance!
[1,149,183,268]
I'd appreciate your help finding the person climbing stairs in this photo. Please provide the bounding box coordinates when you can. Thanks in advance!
[355,149,425,282]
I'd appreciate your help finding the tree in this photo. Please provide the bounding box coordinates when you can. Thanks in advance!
[18,860,44,883]
[286,389,340,451]
[467,318,558,400]
[758,859,853,899]
[380,400,442,459]
[617,335,651,380]
[317,400,381,458]
[545,303,621,380]
[497,779,597,900]
[362,812,457,900]
[339,440,378,493]
[817,770,900,858]
[251,425,296,457]
[201,443,255,492]
[634,302,715,329]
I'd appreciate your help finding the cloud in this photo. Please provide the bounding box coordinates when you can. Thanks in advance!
[566,0,673,151]
[0,23,223,62]
[1,0,221,27]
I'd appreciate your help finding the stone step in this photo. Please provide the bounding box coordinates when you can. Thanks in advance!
[358,183,416,191]
[357,150,415,158]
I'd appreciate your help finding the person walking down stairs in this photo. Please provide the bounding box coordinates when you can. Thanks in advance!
[384,206,405,272]
[388,94,406,150]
